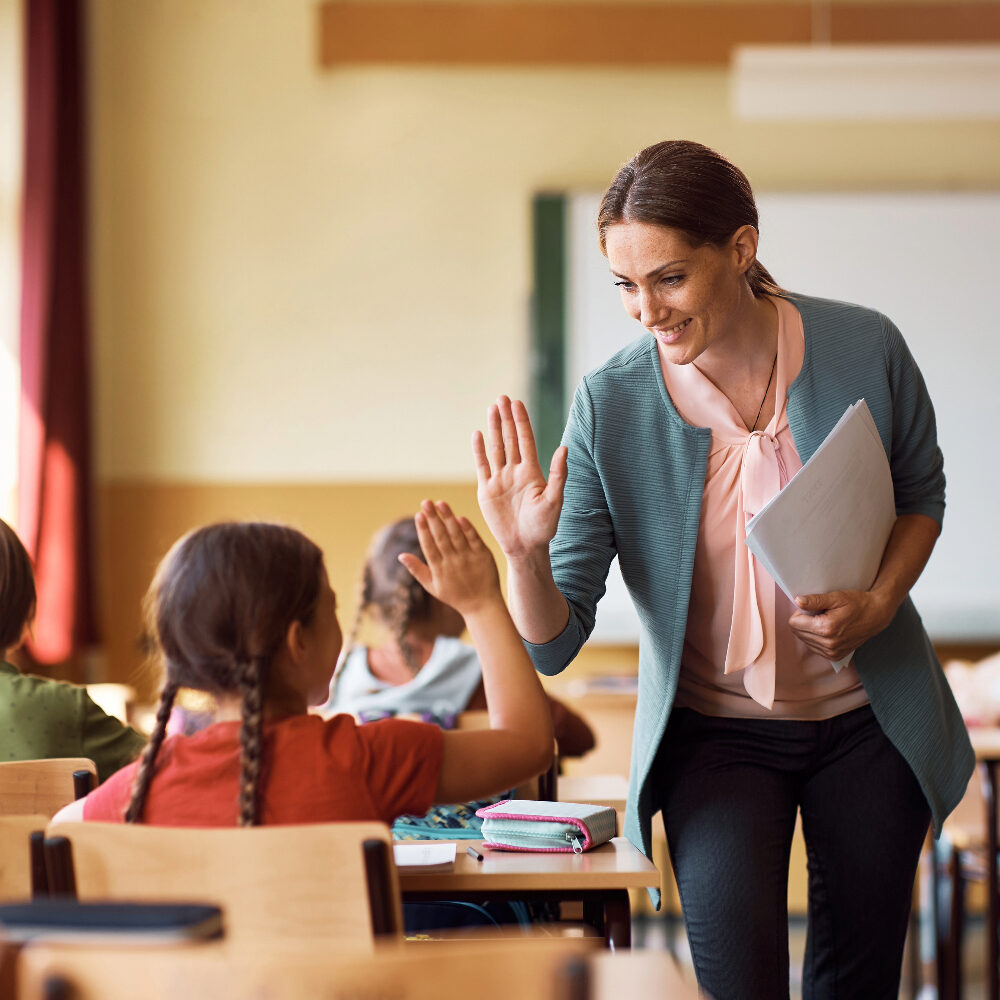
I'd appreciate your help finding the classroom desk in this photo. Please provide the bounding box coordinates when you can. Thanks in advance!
[397,837,660,950]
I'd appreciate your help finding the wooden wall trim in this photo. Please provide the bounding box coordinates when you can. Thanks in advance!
[833,3,1000,43]
[317,2,1000,66]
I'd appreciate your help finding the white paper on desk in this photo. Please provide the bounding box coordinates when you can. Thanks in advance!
[744,400,896,672]
[392,842,457,870]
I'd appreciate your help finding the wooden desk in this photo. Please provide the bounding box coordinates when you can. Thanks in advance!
[398,837,659,950]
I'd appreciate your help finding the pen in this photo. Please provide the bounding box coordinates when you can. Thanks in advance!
[466,846,485,862]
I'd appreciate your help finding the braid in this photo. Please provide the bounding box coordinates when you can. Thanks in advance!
[332,566,373,688]
[237,656,265,827]
[387,576,422,674]
[124,680,179,823]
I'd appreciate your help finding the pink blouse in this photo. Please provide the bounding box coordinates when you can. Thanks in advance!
[661,297,869,720]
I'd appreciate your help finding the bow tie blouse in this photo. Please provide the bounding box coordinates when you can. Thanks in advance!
[660,297,868,719]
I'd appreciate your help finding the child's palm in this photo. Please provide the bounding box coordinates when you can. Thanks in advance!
[398,502,501,616]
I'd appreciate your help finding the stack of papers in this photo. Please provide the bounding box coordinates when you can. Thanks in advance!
[392,842,457,871]
[744,399,896,671]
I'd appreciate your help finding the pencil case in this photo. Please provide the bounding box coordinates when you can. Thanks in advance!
[475,799,618,854]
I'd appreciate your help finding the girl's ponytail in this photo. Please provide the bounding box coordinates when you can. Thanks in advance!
[237,656,265,827]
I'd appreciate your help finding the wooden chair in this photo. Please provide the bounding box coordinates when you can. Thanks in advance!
[0,760,96,818]
[43,821,402,947]
[15,934,598,1000]
[934,761,1000,1000]
[0,816,51,902]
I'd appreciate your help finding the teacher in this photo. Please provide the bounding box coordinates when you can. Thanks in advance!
[473,139,972,999]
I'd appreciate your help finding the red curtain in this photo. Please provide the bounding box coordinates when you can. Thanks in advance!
[18,0,96,671]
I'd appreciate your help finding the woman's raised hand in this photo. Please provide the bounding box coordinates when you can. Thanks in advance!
[472,397,568,561]
[398,500,502,617]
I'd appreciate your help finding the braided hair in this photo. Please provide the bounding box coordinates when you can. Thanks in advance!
[127,522,323,826]
[339,518,433,677]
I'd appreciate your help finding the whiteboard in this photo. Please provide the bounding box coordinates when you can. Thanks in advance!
[565,191,1000,643]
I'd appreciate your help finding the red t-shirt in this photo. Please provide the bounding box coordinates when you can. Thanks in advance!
[83,713,444,826]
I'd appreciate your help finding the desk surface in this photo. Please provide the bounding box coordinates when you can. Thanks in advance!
[397,837,659,893]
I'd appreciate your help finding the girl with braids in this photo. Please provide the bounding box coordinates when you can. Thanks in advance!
[54,501,554,826]
[324,516,594,759]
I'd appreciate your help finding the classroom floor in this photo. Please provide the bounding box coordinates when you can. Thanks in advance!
[631,913,990,999]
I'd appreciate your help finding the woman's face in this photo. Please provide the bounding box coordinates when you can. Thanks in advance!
[603,221,757,366]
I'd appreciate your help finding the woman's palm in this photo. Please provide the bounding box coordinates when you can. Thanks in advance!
[473,397,567,559]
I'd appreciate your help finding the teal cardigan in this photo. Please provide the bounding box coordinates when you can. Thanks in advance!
[528,294,974,889]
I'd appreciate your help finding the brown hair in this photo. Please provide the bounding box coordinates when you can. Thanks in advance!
[126,522,324,826]
[597,139,783,298]
[0,519,36,654]
[341,517,432,676]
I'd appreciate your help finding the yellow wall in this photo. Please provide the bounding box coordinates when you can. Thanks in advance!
[86,0,1000,690]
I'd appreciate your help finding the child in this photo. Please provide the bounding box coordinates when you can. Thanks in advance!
[324,516,594,759]
[0,518,146,783]
[55,501,554,825]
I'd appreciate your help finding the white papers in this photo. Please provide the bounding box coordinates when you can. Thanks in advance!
[392,842,457,871]
[744,399,896,671]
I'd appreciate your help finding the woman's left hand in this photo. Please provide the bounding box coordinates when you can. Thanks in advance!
[788,590,890,662]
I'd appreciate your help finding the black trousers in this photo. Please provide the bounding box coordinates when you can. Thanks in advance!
[657,704,930,1000]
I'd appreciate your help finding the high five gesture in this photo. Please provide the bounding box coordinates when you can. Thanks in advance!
[472,396,567,560]
[472,396,570,644]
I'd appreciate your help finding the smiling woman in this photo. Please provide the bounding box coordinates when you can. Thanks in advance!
[479,140,973,1000]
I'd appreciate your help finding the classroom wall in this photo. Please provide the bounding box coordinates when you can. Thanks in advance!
[87,0,1000,696]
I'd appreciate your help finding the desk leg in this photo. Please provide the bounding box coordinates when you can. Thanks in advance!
[605,890,631,950]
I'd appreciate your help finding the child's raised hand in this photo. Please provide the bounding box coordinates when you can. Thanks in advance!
[397,500,501,617]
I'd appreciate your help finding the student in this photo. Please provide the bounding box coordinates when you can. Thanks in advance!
[323,516,594,759]
[0,518,146,783]
[55,501,553,825]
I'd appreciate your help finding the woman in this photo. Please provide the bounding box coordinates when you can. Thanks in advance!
[473,140,972,999]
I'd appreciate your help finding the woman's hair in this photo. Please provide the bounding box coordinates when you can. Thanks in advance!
[342,517,432,676]
[597,139,783,297]
[0,518,36,653]
[126,521,324,826]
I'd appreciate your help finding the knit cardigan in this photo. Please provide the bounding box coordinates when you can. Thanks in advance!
[527,293,974,894]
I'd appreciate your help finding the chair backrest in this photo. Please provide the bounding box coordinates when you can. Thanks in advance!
[0,815,50,902]
[0,760,96,818]
[16,935,598,1000]
[44,821,402,947]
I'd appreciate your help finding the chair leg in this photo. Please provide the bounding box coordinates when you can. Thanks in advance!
[29,830,49,898]
[43,836,77,898]
[362,839,400,937]
[72,769,94,800]
[934,841,952,999]
[947,847,965,1000]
